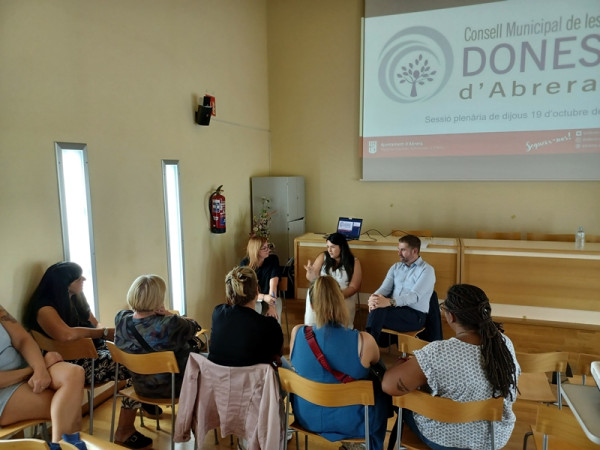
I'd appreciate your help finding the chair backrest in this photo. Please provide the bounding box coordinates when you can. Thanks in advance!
[393,390,504,423]
[396,334,428,357]
[534,403,598,450]
[516,351,569,407]
[0,439,50,449]
[573,353,600,385]
[393,390,503,450]
[476,231,521,240]
[527,232,600,243]
[105,341,179,375]
[526,232,574,242]
[279,367,374,407]
[391,229,432,237]
[30,330,98,360]
[279,368,374,450]
[516,351,569,374]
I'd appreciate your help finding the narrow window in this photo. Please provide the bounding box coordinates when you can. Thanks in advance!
[55,142,98,317]
[162,160,186,314]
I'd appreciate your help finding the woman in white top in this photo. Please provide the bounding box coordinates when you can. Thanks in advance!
[381,284,520,450]
[304,232,362,328]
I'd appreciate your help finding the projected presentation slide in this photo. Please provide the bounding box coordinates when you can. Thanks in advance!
[361,0,600,180]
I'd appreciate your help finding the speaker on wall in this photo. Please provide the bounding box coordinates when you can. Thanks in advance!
[195,104,212,126]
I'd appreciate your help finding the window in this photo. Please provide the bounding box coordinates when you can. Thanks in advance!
[162,160,186,314]
[55,142,98,317]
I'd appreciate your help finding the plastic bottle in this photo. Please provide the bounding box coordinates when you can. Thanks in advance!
[575,226,585,250]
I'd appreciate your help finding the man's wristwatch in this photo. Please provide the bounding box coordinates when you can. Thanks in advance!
[389,298,397,307]
[103,327,109,337]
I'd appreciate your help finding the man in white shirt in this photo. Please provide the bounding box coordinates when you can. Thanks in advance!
[366,235,435,344]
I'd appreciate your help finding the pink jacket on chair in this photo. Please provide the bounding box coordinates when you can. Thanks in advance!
[174,353,283,450]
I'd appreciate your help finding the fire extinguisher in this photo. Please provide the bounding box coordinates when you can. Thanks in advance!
[209,185,226,234]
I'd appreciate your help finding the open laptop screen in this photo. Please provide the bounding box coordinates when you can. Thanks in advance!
[337,217,363,240]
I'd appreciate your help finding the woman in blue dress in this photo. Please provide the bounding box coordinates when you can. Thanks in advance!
[289,275,390,450]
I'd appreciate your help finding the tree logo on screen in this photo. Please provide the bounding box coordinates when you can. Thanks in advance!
[378,26,453,103]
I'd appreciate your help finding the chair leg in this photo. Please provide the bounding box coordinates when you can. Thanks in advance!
[282,292,290,341]
[214,429,219,445]
[523,430,533,450]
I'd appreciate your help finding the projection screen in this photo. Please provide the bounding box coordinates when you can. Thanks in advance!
[360,0,600,180]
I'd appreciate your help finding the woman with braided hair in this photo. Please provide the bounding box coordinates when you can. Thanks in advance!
[382,284,520,450]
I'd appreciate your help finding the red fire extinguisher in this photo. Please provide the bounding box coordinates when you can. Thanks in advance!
[209,185,226,234]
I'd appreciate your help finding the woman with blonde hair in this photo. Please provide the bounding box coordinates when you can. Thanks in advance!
[289,276,391,450]
[114,274,201,448]
[239,236,282,320]
[208,266,283,367]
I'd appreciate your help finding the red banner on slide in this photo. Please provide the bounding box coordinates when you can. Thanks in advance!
[361,129,600,158]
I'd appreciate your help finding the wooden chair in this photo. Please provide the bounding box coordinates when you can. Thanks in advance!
[0,439,50,449]
[516,351,569,406]
[391,229,432,237]
[279,367,374,450]
[526,232,575,242]
[30,330,108,435]
[531,403,598,450]
[526,232,600,243]
[571,353,600,386]
[516,351,570,450]
[0,420,49,441]
[105,342,179,450]
[476,231,522,240]
[392,390,504,450]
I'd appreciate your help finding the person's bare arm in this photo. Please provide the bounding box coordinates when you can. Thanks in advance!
[381,357,427,396]
[342,258,362,298]
[36,306,109,341]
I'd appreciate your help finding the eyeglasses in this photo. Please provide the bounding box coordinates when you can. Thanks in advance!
[439,301,448,313]
[260,245,270,251]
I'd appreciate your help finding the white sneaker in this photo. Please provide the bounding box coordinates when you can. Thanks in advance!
[287,429,294,441]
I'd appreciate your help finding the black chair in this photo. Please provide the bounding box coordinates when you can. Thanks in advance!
[417,290,442,342]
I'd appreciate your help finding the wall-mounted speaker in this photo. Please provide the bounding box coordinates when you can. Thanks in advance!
[195,102,213,126]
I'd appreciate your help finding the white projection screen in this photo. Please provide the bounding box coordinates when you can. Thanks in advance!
[360,0,600,181]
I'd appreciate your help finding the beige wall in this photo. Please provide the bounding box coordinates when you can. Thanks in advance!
[1,0,599,330]
[267,0,600,238]
[0,0,271,326]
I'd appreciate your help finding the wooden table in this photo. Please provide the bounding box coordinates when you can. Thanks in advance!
[460,239,600,321]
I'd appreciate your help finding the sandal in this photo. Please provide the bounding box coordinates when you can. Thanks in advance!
[115,431,153,449]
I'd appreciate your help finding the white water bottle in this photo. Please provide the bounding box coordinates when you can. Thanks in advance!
[575,226,585,250]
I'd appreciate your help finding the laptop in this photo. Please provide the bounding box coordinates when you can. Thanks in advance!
[336,217,363,241]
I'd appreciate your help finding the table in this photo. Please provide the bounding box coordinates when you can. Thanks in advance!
[460,239,600,319]
[560,383,600,444]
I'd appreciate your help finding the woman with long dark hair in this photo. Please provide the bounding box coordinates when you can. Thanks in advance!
[382,284,520,450]
[23,262,154,449]
[304,232,362,328]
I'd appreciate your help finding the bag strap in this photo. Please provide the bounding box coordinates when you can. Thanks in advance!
[126,315,155,353]
[304,326,355,383]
